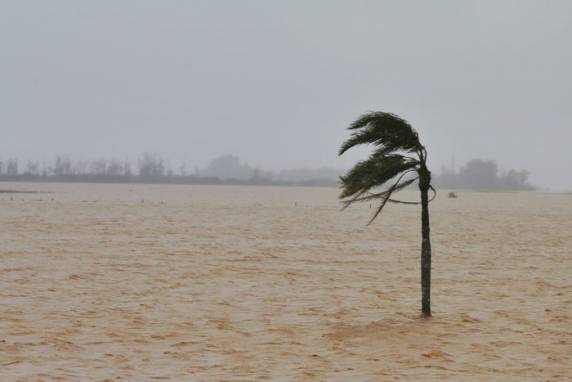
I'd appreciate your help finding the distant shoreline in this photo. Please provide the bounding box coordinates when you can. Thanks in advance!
[0,179,558,193]
[0,177,339,188]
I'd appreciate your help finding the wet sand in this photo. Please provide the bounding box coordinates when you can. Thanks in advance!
[1,183,571,381]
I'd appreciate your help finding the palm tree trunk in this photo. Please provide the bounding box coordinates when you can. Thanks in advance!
[419,165,432,317]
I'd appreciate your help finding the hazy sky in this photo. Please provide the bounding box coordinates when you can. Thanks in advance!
[1,1,571,189]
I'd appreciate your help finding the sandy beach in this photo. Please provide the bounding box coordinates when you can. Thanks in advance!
[1,183,571,381]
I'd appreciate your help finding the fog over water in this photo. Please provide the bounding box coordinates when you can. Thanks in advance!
[1,1,571,190]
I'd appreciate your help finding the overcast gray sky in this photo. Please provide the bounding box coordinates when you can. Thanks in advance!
[1,0,571,189]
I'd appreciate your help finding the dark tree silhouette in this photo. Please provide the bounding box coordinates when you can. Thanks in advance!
[339,111,435,316]
[435,159,533,191]
[138,152,165,179]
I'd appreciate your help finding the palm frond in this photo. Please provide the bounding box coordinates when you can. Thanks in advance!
[342,175,418,207]
[339,154,418,200]
[387,184,437,205]
[367,190,393,225]
[339,112,422,156]
[365,178,409,226]
[338,110,434,226]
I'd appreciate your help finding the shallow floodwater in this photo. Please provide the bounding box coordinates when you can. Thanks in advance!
[1,183,571,381]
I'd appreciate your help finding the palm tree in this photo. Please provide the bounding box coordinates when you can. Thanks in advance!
[339,111,435,316]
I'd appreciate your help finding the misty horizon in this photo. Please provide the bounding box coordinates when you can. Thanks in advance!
[0,152,536,192]
[2,1,571,189]
[0,151,533,175]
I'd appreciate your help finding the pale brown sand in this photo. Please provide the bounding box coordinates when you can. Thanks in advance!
[1,183,571,381]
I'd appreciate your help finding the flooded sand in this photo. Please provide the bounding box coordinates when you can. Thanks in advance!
[1,183,571,381]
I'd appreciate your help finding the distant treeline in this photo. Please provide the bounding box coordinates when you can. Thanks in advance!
[0,154,340,187]
[434,159,534,191]
[0,155,533,190]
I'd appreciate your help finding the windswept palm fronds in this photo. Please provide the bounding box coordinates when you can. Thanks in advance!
[339,111,435,316]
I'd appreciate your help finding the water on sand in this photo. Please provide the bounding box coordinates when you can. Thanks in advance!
[1,183,571,380]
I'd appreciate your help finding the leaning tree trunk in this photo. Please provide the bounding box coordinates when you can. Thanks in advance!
[419,164,432,317]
